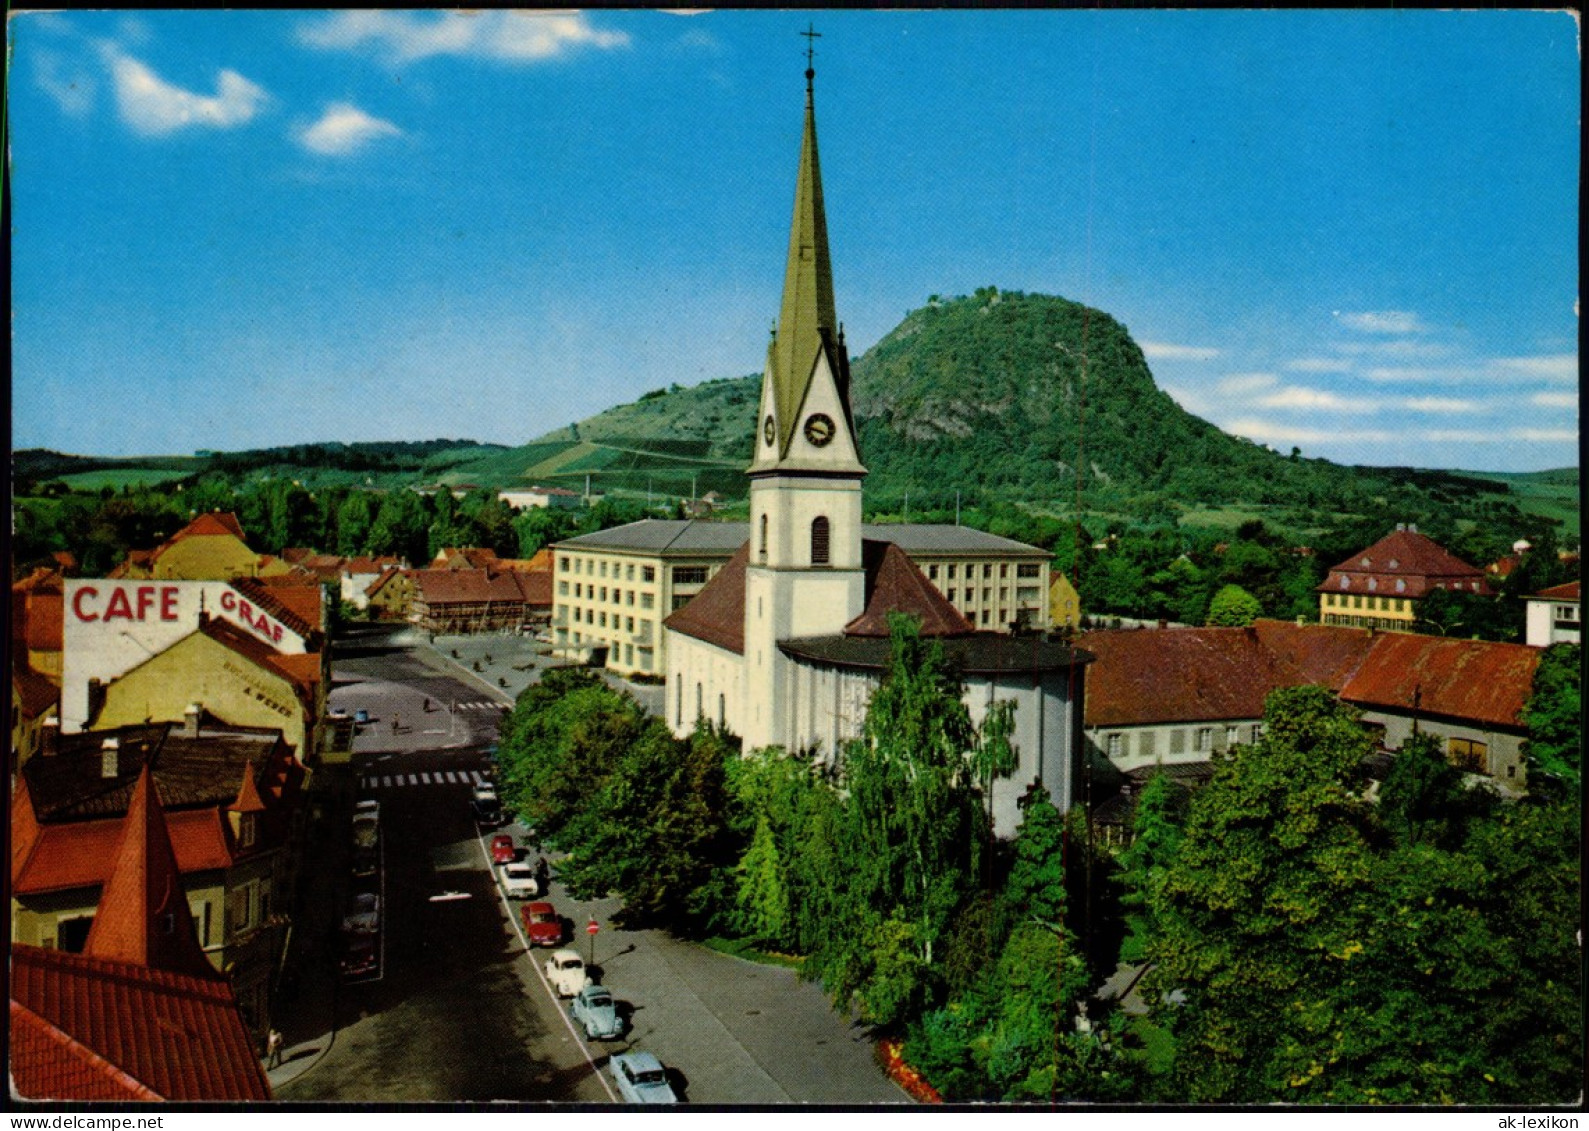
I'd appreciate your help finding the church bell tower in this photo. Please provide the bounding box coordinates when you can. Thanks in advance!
[741,38,867,752]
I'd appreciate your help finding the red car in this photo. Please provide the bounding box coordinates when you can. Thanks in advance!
[490,834,516,864]
[521,902,563,947]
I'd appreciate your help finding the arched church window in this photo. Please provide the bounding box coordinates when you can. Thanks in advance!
[718,694,726,728]
[760,513,768,562]
[696,682,703,721]
[811,516,830,565]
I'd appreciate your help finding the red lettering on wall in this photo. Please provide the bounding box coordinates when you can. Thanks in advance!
[135,587,155,619]
[72,587,101,622]
[239,599,254,625]
[272,624,284,644]
[160,588,180,621]
[220,590,236,613]
[103,588,134,621]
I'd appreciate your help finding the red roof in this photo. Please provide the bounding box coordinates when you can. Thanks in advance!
[13,803,236,896]
[1078,626,1308,728]
[845,541,974,638]
[10,945,272,1101]
[1318,529,1489,599]
[410,567,543,606]
[1533,580,1580,602]
[229,576,322,639]
[85,766,217,980]
[1251,619,1374,688]
[14,663,60,718]
[664,543,750,654]
[172,512,247,542]
[1339,633,1541,729]
[432,547,500,570]
[365,566,406,597]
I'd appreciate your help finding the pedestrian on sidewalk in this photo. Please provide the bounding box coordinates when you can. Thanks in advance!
[266,1028,285,1068]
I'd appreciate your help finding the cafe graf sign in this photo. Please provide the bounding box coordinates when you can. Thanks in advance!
[60,579,314,732]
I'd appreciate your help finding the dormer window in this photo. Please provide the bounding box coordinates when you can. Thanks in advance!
[1339,577,1350,590]
[1388,559,1399,570]
[238,813,256,848]
[1395,579,1406,592]
[1367,578,1377,591]
[1361,558,1372,568]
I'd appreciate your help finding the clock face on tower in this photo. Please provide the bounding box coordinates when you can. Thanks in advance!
[803,413,835,447]
[763,415,776,446]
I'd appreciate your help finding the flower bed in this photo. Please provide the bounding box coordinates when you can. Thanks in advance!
[876,1037,944,1104]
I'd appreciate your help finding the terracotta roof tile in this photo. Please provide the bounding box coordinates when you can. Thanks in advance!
[1340,633,1541,729]
[14,663,60,717]
[10,945,272,1101]
[410,567,541,605]
[228,576,322,639]
[13,809,236,895]
[1251,618,1374,689]
[845,540,975,637]
[172,512,247,542]
[663,542,750,654]
[10,999,162,1100]
[1318,529,1489,598]
[1077,626,1306,728]
[85,766,218,980]
[1534,580,1580,601]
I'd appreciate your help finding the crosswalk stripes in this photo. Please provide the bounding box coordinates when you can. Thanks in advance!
[359,769,490,792]
[451,701,509,712]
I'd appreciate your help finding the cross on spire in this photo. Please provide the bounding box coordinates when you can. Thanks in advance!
[801,24,820,92]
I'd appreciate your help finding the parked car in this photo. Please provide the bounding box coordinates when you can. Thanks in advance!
[354,799,379,820]
[471,796,504,827]
[499,862,539,899]
[544,949,588,997]
[490,834,516,864]
[351,844,379,879]
[471,782,498,804]
[329,706,349,719]
[352,815,379,850]
[339,932,379,979]
[343,891,380,934]
[570,983,622,1040]
[610,1052,677,1104]
[521,901,563,947]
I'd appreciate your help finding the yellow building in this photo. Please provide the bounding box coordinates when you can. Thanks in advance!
[1049,572,1082,630]
[365,567,416,620]
[114,512,295,582]
[1318,525,1490,631]
[553,521,748,675]
[87,617,324,764]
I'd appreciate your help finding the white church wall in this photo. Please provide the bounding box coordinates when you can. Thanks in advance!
[664,630,745,739]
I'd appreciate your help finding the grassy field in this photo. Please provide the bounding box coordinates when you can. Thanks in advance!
[58,467,193,490]
[1462,468,1581,538]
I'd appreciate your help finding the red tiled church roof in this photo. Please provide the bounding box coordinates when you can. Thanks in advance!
[845,541,974,638]
[663,543,750,654]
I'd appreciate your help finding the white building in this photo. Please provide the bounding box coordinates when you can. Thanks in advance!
[660,70,1090,836]
[500,486,582,512]
[1525,580,1580,647]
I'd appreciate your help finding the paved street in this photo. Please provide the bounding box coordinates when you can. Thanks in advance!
[274,625,903,1104]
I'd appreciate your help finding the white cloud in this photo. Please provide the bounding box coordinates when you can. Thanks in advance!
[1215,373,1279,395]
[1224,418,1394,445]
[1401,396,1482,414]
[1256,386,1360,411]
[1530,391,1578,409]
[1421,429,1498,443]
[101,46,266,136]
[1284,357,1354,374]
[33,48,96,116]
[1333,310,1427,334]
[1139,341,1220,362]
[1510,428,1579,443]
[297,10,629,64]
[297,102,403,156]
[1363,365,1482,384]
[1492,354,1578,383]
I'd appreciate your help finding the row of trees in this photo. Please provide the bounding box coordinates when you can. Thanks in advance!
[495,630,1579,1104]
[11,475,664,576]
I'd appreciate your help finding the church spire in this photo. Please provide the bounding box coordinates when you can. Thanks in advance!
[752,33,862,472]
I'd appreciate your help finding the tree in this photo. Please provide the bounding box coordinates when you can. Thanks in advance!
[1205,583,1261,626]
[1520,642,1582,796]
[1115,772,1186,962]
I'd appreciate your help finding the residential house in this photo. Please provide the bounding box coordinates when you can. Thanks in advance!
[10,765,273,1101]
[1525,580,1581,646]
[499,485,582,511]
[11,720,305,1045]
[1317,524,1489,630]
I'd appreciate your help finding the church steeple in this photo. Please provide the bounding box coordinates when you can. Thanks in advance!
[750,43,864,474]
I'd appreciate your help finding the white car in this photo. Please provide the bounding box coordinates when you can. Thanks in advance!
[472,782,498,804]
[354,799,379,820]
[544,949,588,997]
[499,862,540,899]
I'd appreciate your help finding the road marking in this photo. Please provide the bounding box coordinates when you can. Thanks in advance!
[420,772,433,785]
[476,825,618,1102]
[470,771,484,784]
[406,774,419,786]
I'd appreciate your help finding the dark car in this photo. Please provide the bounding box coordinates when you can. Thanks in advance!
[340,932,379,980]
[352,844,379,879]
[472,796,503,827]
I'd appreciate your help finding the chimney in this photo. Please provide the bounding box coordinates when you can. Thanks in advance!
[183,703,202,738]
[41,718,60,756]
[1396,523,1405,532]
[1157,619,1167,630]
[100,736,121,779]
[1408,523,1417,534]
[1296,615,1305,627]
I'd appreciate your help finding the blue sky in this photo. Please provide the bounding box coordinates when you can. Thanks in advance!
[9,9,1579,471]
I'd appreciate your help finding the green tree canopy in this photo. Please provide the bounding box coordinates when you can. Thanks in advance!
[1205,583,1262,626]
